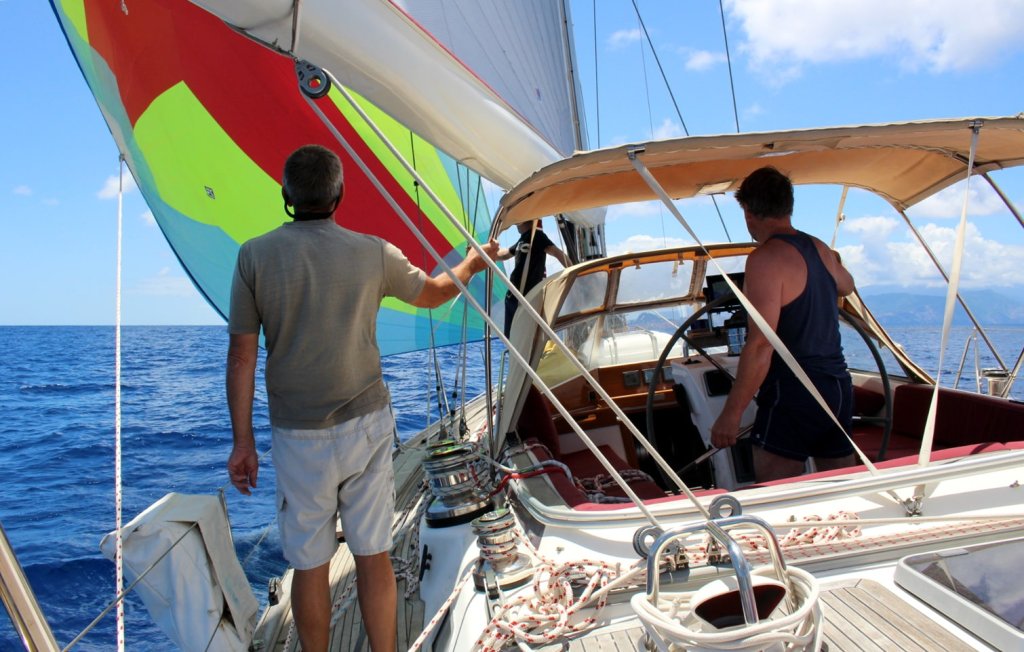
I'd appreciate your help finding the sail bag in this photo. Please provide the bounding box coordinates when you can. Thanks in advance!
[100,493,258,651]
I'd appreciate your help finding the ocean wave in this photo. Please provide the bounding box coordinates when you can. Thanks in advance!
[18,382,112,395]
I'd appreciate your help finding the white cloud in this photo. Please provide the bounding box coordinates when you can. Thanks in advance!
[727,0,1024,79]
[908,180,1008,219]
[608,28,642,49]
[141,210,157,227]
[13,185,31,196]
[843,215,901,240]
[132,268,196,297]
[743,102,764,120]
[685,49,727,72]
[844,220,1024,288]
[653,118,685,140]
[97,174,138,199]
[607,234,693,256]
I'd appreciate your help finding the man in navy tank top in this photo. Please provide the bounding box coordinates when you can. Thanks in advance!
[710,166,857,482]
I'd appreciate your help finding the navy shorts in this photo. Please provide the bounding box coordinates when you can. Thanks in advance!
[751,374,854,462]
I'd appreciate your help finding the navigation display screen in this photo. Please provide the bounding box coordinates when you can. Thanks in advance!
[704,273,745,307]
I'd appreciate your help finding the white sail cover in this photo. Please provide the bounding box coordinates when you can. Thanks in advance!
[100,493,258,651]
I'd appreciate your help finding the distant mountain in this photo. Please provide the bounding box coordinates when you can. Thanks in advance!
[857,288,1024,326]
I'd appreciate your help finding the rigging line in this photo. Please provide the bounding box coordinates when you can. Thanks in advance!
[592,0,600,147]
[633,7,667,248]
[305,82,672,525]
[630,0,689,136]
[408,132,449,420]
[113,155,126,652]
[632,0,733,241]
[455,162,472,427]
[896,211,1007,371]
[718,0,740,133]
[830,186,849,249]
[62,524,200,652]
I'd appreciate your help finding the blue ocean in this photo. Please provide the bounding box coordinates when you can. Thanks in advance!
[0,325,1021,650]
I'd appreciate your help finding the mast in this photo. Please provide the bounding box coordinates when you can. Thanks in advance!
[558,0,606,262]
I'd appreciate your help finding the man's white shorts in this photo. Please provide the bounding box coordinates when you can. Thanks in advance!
[271,407,395,569]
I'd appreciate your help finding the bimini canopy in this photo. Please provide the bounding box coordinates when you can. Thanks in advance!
[493,115,1024,232]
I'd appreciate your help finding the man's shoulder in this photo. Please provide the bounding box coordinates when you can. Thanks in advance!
[242,223,290,248]
[751,237,792,258]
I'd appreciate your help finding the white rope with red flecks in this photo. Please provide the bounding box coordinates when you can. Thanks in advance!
[469,529,647,650]
[407,567,476,652]
[777,511,862,547]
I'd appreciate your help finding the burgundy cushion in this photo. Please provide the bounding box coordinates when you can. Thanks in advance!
[892,384,1024,446]
[853,385,887,416]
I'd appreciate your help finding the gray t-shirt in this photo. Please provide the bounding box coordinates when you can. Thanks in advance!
[228,219,427,428]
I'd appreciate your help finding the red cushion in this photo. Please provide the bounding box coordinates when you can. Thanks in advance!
[892,384,1024,446]
[755,441,1024,486]
[523,439,665,507]
[853,385,887,415]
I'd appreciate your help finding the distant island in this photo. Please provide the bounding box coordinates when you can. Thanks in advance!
[857,288,1024,326]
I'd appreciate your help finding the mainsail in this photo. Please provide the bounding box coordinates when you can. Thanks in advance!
[51,0,578,354]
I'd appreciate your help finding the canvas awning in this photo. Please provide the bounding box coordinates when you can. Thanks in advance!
[494,115,1024,232]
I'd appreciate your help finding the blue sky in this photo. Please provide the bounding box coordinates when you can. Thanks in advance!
[2,0,1024,325]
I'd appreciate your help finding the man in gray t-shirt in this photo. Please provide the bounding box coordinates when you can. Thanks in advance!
[226,144,497,652]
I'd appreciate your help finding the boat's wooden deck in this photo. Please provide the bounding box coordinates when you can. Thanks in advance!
[819,579,974,651]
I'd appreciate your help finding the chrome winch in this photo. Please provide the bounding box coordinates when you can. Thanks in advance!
[422,440,493,527]
[470,508,534,593]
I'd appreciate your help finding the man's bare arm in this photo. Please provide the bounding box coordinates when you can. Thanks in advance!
[226,332,259,495]
[816,239,855,296]
[546,244,570,268]
[411,240,500,308]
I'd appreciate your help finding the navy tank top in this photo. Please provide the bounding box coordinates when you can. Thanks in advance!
[763,231,848,383]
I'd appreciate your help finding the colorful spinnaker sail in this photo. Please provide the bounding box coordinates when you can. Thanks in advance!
[50,0,502,354]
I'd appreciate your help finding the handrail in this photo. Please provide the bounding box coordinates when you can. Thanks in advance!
[513,447,1024,527]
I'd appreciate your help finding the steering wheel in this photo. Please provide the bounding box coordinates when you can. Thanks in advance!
[642,294,740,487]
[839,311,894,460]
[641,297,896,487]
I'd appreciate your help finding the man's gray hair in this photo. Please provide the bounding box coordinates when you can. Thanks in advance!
[282,144,343,210]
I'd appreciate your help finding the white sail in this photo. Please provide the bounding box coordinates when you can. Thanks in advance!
[396,0,586,158]
[189,0,567,191]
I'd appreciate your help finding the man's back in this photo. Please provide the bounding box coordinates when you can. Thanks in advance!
[229,220,425,428]
[759,230,847,380]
